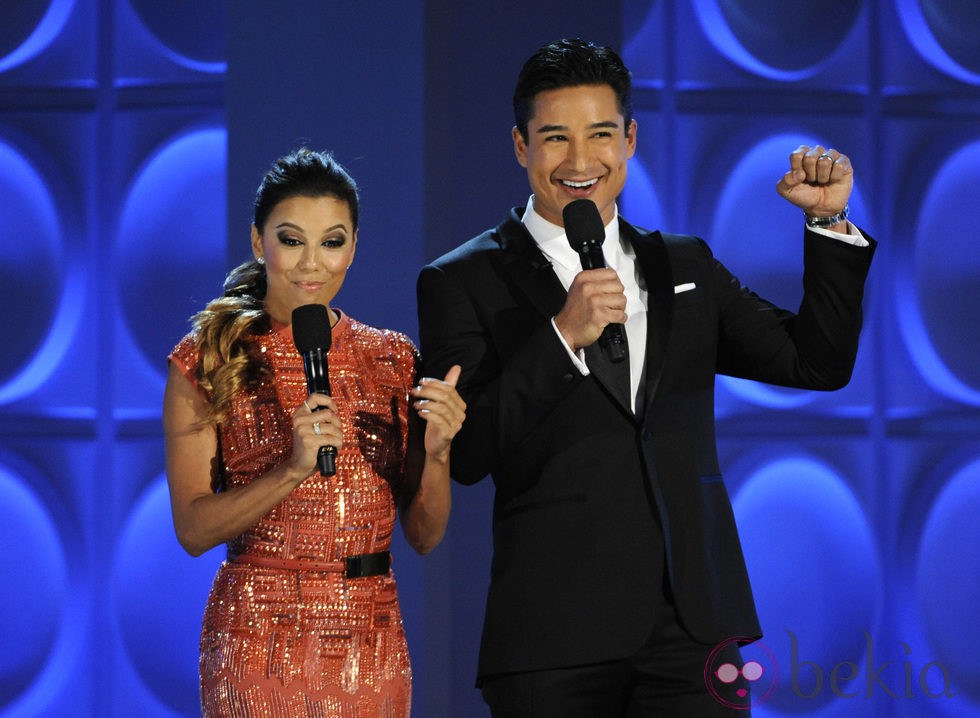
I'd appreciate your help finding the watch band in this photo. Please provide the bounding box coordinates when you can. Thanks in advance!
[805,203,849,228]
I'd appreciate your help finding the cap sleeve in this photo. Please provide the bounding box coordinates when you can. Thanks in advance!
[167,332,209,399]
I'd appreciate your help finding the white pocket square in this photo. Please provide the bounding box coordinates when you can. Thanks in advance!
[674,282,696,294]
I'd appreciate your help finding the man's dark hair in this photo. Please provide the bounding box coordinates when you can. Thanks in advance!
[512,38,633,141]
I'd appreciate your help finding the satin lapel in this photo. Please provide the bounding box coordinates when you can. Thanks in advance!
[496,210,567,322]
[625,222,674,415]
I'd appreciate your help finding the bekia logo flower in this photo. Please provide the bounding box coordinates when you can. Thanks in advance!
[704,637,778,710]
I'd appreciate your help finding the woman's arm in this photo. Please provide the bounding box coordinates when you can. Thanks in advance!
[163,362,342,556]
[399,365,465,555]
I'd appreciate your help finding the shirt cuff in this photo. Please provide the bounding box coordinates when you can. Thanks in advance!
[808,221,869,247]
[550,318,590,375]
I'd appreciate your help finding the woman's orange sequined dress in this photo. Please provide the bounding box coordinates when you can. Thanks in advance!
[170,311,418,717]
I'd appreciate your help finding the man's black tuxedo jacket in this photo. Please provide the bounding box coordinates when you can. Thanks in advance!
[417,208,875,681]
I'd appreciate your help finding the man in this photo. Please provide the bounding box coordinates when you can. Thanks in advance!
[417,38,874,716]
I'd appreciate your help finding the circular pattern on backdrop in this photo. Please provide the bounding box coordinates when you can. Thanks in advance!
[621,3,663,84]
[896,0,980,84]
[128,0,225,71]
[916,457,980,702]
[112,477,223,714]
[620,154,665,232]
[692,0,862,80]
[733,456,878,710]
[0,0,75,74]
[0,462,70,710]
[0,140,78,405]
[116,127,227,375]
[897,139,980,404]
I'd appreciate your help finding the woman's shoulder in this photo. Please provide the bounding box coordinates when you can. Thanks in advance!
[169,330,201,368]
[346,316,417,357]
[166,330,207,394]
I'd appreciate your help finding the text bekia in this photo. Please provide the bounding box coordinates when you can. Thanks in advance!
[788,631,955,700]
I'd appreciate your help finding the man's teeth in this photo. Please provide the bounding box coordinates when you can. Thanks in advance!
[562,179,597,188]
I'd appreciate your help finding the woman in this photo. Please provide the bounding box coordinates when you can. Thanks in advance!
[163,148,465,716]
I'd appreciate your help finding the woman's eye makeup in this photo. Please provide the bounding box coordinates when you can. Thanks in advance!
[276,232,302,246]
[272,227,349,248]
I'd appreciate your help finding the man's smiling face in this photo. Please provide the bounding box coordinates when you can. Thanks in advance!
[512,83,636,227]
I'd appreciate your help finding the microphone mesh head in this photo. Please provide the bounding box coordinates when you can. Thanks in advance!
[563,199,605,250]
[291,303,332,353]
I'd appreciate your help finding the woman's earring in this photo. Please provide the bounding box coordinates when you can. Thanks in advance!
[257,257,265,265]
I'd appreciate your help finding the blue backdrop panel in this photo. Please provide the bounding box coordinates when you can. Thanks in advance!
[0,112,94,415]
[883,119,980,414]
[112,123,228,413]
[0,139,75,405]
[0,437,99,716]
[0,456,72,712]
[114,0,225,83]
[674,0,870,87]
[888,441,980,718]
[111,476,223,714]
[898,139,980,405]
[914,456,980,702]
[0,1,94,84]
[884,0,980,89]
[728,447,883,713]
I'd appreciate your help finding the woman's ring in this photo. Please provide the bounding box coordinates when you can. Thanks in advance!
[303,399,312,412]
[313,422,321,436]
[819,153,834,161]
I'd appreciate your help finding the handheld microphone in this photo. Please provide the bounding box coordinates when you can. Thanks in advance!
[291,303,337,476]
[563,199,627,363]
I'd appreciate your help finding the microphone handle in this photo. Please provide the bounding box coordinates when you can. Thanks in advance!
[578,242,627,364]
[302,349,337,477]
[599,323,627,363]
[317,445,336,477]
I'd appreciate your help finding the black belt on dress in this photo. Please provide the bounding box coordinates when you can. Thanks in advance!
[230,550,391,578]
[345,551,391,578]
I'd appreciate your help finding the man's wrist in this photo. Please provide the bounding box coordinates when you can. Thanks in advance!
[550,318,589,375]
[804,203,849,229]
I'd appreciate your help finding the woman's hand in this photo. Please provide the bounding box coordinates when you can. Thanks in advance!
[401,365,465,554]
[286,393,344,479]
[410,365,466,459]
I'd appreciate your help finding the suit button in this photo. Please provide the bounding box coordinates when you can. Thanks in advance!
[562,373,574,382]
[642,429,652,441]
